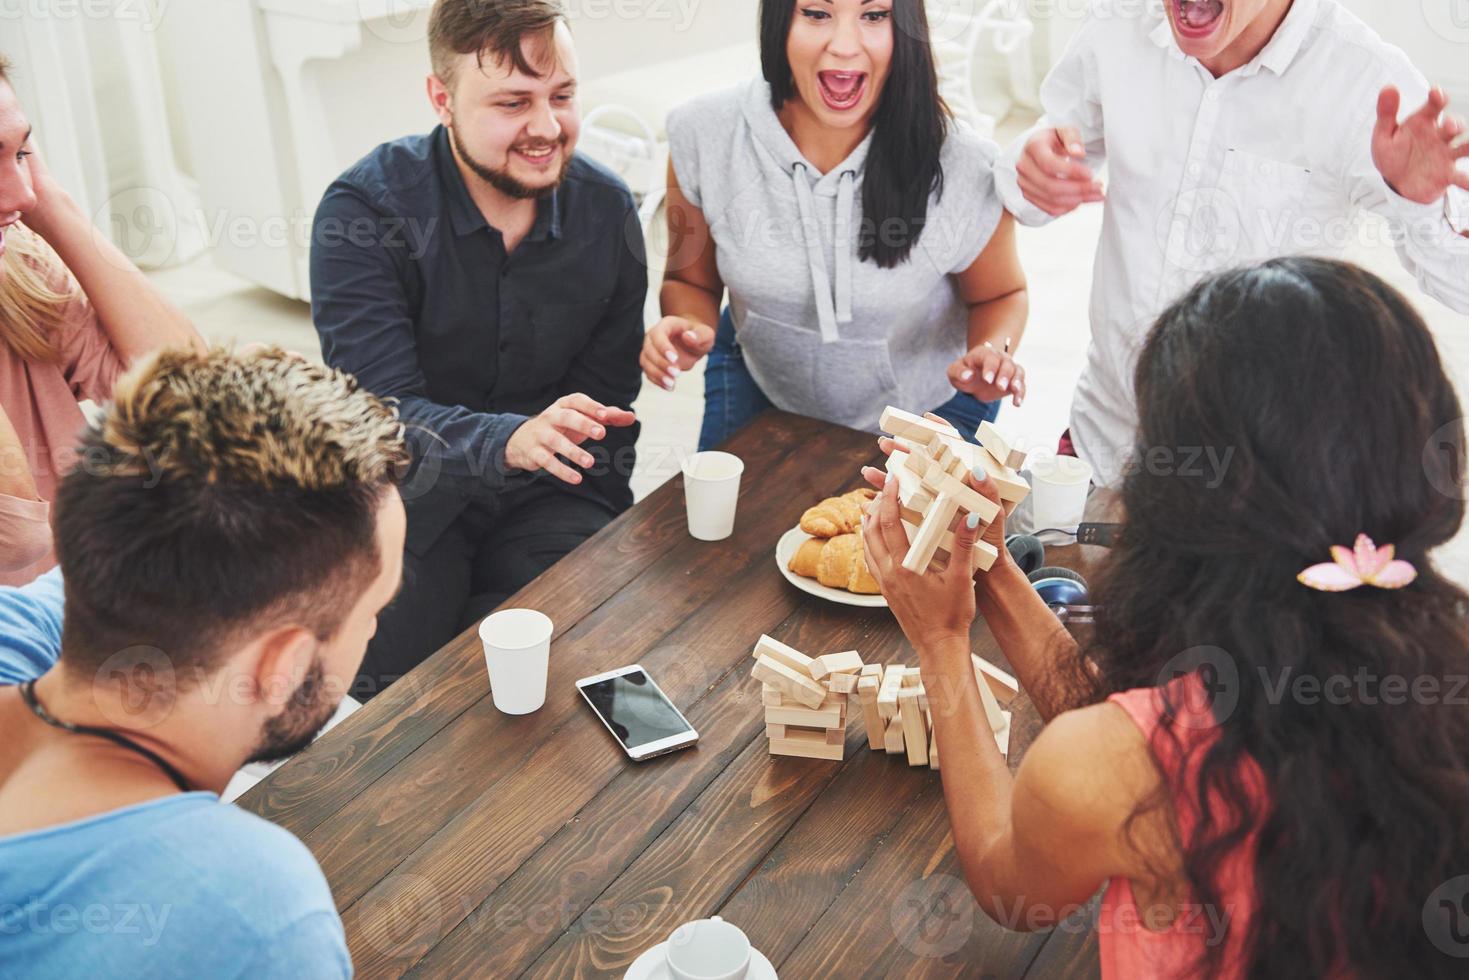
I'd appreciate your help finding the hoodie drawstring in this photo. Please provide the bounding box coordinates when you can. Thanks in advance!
[792,163,857,344]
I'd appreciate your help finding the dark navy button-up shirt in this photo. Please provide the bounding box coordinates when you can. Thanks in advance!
[310,125,645,517]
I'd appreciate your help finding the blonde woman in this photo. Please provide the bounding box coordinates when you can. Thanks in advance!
[0,57,201,583]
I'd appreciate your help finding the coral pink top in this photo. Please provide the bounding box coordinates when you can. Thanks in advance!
[0,247,124,585]
[1098,675,1269,979]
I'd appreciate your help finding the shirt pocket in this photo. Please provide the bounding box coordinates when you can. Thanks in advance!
[1219,148,1346,262]
[739,310,900,426]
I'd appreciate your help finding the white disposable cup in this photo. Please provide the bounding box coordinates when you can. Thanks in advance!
[477,609,553,715]
[666,915,751,980]
[1030,455,1094,532]
[681,451,744,541]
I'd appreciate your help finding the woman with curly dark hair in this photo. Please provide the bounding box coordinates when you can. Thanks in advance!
[861,256,1469,977]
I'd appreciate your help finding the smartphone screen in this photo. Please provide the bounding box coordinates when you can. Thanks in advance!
[579,669,693,753]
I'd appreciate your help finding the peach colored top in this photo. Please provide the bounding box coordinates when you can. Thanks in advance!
[0,247,124,585]
[1098,675,1268,979]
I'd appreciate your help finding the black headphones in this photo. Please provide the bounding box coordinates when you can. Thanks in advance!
[1005,534,1093,623]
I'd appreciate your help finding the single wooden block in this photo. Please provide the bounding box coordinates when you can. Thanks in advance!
[770,729,845,761]
[976,421,1026,472]
[903,493,958,573]
[899,688,929,766]
[917,685,929,713]
[824,727,845,746]
[828,671,859,695]
[766,700,845,728]
[760,686,783,707]
[975,660,1007,735]
[752,655,828,709]
[971,655,1020,706]
[860,695,884,751]
[879,406,958,446]
[902,667,922,688]
[994,710,1013,760]
[765,723,786,739]
[877,665,904,720]
[900,451,1001,524]
[883,714,906,754]
[752,634,815,675]
[973,445,1031,503]
[809,650,865,680]
[929,724,940,770]
[860,663,883,679]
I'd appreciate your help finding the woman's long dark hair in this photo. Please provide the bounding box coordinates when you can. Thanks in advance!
[758,0,949,269]
[1087,257,1469,977]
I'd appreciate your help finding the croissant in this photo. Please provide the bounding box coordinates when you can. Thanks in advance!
[788,533,881,595]
[799,488,877,538]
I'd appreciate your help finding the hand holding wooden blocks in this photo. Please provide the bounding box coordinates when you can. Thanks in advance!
[874,407,1031,576]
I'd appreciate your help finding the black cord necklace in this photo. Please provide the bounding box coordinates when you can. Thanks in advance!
[19,681,192,793]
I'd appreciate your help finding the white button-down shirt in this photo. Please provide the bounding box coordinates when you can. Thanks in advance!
[996,0,1469,487]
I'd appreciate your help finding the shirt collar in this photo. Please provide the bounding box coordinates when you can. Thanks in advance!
[1149,0,1319,76]
[434,124,564,242]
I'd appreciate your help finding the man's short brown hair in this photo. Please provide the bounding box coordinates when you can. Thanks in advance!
[54,347,407,684]
[429,0,567,88]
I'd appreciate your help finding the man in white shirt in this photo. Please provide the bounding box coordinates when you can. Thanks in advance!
[995,0,1469,487]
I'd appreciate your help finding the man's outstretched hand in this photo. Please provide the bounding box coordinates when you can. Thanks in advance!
[1373,85,1469,205]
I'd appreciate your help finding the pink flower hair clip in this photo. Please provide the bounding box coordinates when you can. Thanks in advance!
[1298,534,1418,592]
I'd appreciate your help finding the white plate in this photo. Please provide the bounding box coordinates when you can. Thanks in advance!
[774,526,888,609]
[624,940,779,980]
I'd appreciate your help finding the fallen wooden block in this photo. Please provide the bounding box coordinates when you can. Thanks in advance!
[828,671,859,695]
[752,635,815,675]
[857,675,883,751]
[760,686,783,707]
[770,729,844,761]
[883,714,906,754]
[765,723,786,739]
[752,655,827,709]
[971,655,1020,707]
[809,650,865,680]
[899,688,928,767]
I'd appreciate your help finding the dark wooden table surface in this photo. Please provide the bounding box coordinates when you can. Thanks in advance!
[240,410,1105,979]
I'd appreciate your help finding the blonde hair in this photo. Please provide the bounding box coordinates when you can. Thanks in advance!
[0,49,74,363]
[0,223,74,362]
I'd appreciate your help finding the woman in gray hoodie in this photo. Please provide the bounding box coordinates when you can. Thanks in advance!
[643,0,1029,450]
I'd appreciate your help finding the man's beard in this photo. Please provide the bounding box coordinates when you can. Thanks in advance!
[247,657,339,765]
[450,121,570,200]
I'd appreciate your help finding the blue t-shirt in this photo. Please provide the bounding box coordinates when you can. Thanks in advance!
[0,571,353,978]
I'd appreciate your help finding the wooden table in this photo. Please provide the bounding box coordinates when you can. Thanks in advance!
[240,411,1105,979]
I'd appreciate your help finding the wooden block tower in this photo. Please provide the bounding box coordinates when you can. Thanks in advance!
[750,636,865,760]
[872,407,1031,576]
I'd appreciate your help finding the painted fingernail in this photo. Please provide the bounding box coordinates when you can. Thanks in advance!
[999,378,1009,391]
[669,366,682,376]
[665,350,678,362]
[966,513,981,529]
[984,372,996,383]
[662,379,674,390]
[972,465,987,481]
[960,370,974,381]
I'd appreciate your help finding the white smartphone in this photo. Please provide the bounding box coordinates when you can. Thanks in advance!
[576,665,699,761]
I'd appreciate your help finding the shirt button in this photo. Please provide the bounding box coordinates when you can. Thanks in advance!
[1206,89,1220,101]
[1187,162,1202,178]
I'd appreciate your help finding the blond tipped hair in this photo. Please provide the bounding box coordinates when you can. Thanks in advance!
[100,345,407,489]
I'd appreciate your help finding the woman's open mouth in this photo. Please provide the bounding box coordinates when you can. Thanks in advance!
[1173,0,1225,39]
[817,70,868,113]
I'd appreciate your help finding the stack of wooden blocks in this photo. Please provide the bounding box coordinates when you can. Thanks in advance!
[873,407,1031,575]
[751,635,867,761]
[752,634,1021,768]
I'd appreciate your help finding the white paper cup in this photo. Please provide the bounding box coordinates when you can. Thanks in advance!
[666,915,751,980]
[477,609,553,715]
[1030,455,1094,532]
[681,451,744,541]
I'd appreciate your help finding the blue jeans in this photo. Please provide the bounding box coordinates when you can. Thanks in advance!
[698,308,1000,452]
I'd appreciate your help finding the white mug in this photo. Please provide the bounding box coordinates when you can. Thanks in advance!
[665,915,751,980]
[477,609,553,715]
[681,451,744,541]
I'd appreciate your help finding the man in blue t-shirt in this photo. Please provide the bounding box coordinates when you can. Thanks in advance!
[0,347,408,977]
